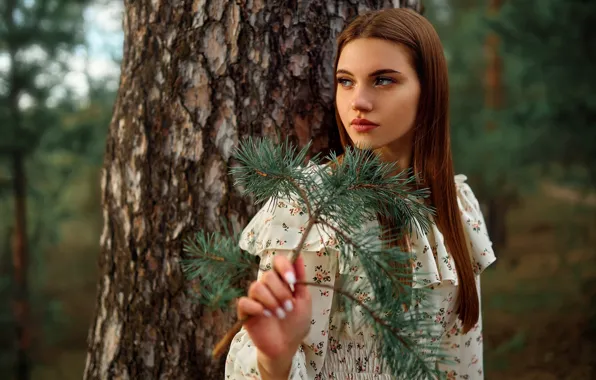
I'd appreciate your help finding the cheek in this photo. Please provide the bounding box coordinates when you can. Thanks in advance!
[335,91,351,122]
[387,87,419,124]
[394,97,418,118]
[335,90,348,109]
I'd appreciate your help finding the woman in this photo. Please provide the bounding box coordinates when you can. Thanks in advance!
[226,8,496,380]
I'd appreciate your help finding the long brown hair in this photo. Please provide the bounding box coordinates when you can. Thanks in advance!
[332,8,479,333]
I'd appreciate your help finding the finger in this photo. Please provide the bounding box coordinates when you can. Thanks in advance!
[293,254,309,299]
[237,297,268,320]
[248,281,285,319]
[261,271,294,314]
[273,254,296,292]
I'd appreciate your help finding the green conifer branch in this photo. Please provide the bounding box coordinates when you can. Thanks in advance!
[183,137,445,378]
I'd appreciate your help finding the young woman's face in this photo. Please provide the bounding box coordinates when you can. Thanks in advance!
[335,38,421,152]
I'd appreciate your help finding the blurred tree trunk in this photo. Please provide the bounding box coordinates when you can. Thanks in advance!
[7,0,30,373]
[3,0,89,374]
[12,152,30,380]
[484,0,508,251]
[84,1,422,379]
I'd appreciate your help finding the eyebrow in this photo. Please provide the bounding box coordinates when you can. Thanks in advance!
[335,68,402,76]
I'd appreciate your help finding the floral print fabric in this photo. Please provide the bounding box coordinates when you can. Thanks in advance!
[225,162,496,380]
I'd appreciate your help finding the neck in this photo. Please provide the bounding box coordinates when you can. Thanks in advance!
[373,136,414,177]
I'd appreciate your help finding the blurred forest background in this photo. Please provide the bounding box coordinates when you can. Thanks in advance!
[0,0,594,379]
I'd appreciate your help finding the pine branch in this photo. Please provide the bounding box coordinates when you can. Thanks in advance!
[181,231,258,310]
[183,137,443,378]
[316,219,410,293]
[229,136,321,204]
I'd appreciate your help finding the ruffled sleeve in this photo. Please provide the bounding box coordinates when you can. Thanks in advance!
[225,164,340,379]
[237,195,338,276]
[454,174,496,274]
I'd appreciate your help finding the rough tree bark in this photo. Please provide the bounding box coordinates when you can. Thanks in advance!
[84,1,422,379]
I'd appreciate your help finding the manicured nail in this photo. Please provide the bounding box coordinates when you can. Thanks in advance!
[284,300,293,313]
[263,310,273,318]
[284,271,296,292]
[276,307,286,319]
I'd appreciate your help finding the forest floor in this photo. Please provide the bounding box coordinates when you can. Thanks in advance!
[28,185,596,380]
[483,189,596,380]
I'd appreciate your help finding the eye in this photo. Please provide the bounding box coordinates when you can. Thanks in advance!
[337,77,354,87]
[374,76,395,86]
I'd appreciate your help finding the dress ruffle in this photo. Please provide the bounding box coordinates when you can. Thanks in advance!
[238,196,339,260]
[239,165,496,288]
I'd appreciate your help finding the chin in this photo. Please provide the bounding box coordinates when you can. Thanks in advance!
[348,137,384,151]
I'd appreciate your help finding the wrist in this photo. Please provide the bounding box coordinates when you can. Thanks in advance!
[257,349,295,380]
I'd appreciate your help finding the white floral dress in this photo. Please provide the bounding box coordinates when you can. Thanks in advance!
[225,162,496,380]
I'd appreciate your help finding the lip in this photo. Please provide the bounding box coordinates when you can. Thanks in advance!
[351,118,379,133]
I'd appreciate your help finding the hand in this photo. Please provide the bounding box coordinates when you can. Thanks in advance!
[237,254,312,377]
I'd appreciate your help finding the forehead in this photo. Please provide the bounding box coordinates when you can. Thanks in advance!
[337,38,414,74]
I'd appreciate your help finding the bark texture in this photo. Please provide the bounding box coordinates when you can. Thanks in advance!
[84,1,421,379]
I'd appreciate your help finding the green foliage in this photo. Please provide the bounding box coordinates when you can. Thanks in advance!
[427,3,533,197]
[493,0,596,186]
[182,230,259,310]
[0,0,90,153]
[427,0,596,194]
[230,137,319,204]
[184,138,448,379]
[313,148,434,235]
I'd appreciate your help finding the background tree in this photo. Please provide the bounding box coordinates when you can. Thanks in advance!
[427,0,537,252]
[0,0,96,378]
[494,0,596,188]
[427,0,596,253]
[83,1,423,379]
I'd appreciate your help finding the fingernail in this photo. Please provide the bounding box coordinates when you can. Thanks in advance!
[276,307,286,319]
[284,271,296,292]
[263,310,272,318]
[284,300,293,313]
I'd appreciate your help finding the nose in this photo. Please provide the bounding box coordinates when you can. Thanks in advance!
[351,87,373,112]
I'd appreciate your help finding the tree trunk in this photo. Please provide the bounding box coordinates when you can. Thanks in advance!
[12,152,30,380]
[484,0,503,132]
[486,196,506,252]
[484,0,508,251]
[84,1,421,379]
[8,0,31,372]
